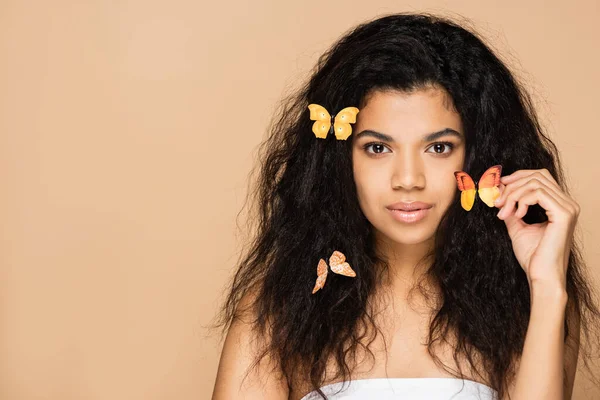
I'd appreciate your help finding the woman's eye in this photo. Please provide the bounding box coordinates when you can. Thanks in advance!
[426,142,454,155]
[363,143,391,155]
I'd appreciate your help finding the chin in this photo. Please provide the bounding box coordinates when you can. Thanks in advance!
[376,225,436,246]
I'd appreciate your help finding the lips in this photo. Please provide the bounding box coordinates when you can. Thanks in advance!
[388,207,431,223]
[386,201,433,211]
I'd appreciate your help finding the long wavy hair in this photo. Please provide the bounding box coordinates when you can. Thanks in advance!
[212,12,600,400]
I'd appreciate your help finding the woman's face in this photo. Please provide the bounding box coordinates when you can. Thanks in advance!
[352,87,466,248]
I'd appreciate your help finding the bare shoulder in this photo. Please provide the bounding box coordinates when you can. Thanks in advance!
[212,289,289,400]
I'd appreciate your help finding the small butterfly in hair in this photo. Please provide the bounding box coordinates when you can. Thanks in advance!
[308,104,360,140]
[312,250,356,294]
[454,165,503,211]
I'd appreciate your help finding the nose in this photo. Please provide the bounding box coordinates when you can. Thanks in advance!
[390,150,426,190]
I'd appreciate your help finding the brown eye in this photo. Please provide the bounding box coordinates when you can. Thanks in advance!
[363,143,391,155]
[426,142,454,155]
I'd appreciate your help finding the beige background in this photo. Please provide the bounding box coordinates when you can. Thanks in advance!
[0,1,598,399]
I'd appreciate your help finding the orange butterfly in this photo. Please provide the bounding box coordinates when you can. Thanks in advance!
[454,165,503,211]
[308,104,360,140]
[312,250,356,294]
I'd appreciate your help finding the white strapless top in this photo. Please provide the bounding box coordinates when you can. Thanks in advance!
[300,378,498,400]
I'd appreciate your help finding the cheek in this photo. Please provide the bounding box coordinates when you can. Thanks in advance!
[434,179,459,209]
[353,168,386,209]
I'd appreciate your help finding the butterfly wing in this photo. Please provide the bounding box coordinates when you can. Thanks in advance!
[308,104,332,139]
[477,165,502,207]
[312,258,329,294]
[332,107,360,140]
[328,250,356,277]
[454,171,476,211]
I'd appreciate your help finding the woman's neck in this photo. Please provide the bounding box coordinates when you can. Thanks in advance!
[372,233,440,306]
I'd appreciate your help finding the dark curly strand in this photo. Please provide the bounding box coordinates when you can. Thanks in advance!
[211,12,600,400]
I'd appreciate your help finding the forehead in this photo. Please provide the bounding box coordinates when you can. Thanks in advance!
[355,87,462,137]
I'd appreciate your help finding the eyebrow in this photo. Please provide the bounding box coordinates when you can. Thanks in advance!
[355,128,463,143]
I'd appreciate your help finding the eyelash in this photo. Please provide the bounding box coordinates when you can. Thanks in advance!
[362,141,455,157]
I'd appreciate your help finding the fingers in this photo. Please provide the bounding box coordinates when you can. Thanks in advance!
[503,186,574,227]
[496,180,553,219]
[495,170,576,213]
[500,168,559,188]
[496,178,566,215]
[497,179,579,222]
[497,170,562,201]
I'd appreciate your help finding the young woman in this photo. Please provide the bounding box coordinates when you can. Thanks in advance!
[211,12,600,400]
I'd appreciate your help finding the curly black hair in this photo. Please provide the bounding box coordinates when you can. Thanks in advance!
[211,12,600,400]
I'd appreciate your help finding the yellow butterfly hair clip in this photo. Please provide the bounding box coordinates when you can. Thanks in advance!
[312,250,356,294]
[308,104,360,140]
